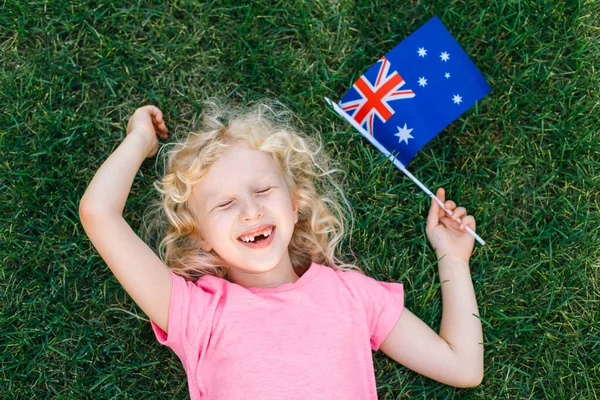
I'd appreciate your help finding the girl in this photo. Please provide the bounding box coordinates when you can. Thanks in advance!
[79,101,483,399]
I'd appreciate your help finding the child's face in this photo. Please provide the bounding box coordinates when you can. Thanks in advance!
[189,145,298,281]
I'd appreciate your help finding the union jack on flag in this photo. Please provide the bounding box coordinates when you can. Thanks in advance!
[340,56,415,136]
[338,16,491,166]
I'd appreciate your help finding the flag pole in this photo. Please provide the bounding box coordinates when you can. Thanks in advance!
[324,97,486,246]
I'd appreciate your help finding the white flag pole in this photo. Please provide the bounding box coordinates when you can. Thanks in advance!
[324,97,486,246]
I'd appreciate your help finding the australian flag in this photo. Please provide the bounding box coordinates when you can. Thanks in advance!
[339,16,491,166]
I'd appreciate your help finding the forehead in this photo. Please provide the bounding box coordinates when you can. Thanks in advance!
[192,145,284,200]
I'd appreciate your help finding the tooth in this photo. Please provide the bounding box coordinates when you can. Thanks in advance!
[241,228,275,243]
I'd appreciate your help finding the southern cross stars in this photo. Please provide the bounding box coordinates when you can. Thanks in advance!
[418,48,450,62]
[395,123,414,144]
[415,47,459,105]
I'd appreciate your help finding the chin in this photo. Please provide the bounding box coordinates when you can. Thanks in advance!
[231,257,284,274]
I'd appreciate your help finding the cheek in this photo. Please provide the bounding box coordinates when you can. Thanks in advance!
[271,194,296,221]
[203,211,235,240]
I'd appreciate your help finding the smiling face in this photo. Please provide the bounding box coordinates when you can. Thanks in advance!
[189,145,299,285]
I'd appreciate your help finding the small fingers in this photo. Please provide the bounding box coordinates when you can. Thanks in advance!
[430,187,477,232]
[139,105,163,121]
[427,188,448,230]
[151,107,164,124]
[458,215,476,231]
[427,195,440,229]
[140,105,160,113]
[155,119,168,133]
[146,106,169,136]
[452,206,467,221]
[436,187,445,203]
[438,199,456,219]
[444,200,457,210]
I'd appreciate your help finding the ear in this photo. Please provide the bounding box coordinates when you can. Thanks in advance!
[194,229,213,252]
[198,238,213,253]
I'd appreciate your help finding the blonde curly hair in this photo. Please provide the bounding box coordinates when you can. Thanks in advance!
[142,99,362,281]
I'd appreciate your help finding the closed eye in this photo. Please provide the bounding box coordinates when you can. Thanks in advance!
[256,187,273,194]
[216,200,233,209]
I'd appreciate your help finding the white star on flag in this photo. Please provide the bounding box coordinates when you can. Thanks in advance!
[452,94,462,104]
[418,77,427,87]
[417,47,427,57]
[445,72,451,79]
[395,123,414,144]
[440,51,450,62]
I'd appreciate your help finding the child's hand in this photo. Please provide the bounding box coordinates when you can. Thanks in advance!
[126,105,169,158]
[425,188,476,263]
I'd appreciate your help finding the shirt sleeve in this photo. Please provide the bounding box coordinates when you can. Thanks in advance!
[150,270,216,363]
[340,269,404,351]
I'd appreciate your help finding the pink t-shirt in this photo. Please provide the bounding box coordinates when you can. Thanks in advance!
[151,262,404,399]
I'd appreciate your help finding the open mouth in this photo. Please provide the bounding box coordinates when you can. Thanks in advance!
[237,225,275,244]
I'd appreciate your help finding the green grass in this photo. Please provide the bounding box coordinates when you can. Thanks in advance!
[1,0,599,398]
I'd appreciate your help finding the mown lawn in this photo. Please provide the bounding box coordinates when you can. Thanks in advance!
[1,1,598,398]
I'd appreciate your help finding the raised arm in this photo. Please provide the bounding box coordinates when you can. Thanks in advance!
[379,188,483,388]
[79,106,172,332]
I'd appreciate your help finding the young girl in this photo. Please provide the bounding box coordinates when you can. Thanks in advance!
[79,101,483,399]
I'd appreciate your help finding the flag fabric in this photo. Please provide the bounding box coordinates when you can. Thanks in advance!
[339,16,491,166]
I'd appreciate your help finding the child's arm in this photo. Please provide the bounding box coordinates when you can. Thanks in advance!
[379,188,483,388]
[79,106,172,333]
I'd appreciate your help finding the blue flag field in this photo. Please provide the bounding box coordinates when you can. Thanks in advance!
[337,16,491,166]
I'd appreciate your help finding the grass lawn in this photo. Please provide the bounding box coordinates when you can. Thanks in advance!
[2,0,599,398]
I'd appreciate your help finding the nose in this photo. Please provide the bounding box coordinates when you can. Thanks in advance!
[239,196,264,222]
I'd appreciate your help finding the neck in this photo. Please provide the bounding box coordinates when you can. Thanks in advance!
[228,254,300,289]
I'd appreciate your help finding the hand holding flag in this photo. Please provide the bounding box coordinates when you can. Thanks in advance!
[426,188,477,261]
[326,16,490,245]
